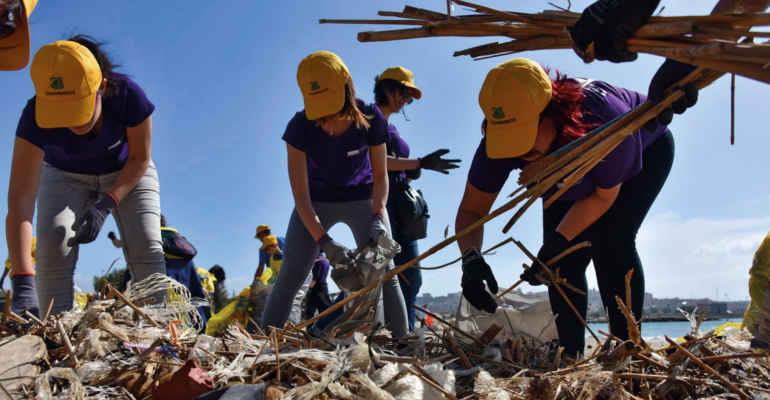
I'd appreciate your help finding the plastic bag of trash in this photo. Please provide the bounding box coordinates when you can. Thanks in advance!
[455,293,558,344]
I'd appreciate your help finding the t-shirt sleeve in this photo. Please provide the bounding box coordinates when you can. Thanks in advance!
[122,78,155,127]
[366,105,388,146]
[467,138,521,194]
[15,100,45,149]
[282,113,307,151]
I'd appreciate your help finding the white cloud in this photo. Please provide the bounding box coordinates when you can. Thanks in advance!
[631,212,770,301]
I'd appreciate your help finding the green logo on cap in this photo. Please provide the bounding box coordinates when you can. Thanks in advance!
[310,81,321,91]
[492,106,505,119]
[49,76,64,90]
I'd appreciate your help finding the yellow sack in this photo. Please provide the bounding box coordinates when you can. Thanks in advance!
[744,232,770,343]
[73,288,89,311]
[5,236,36,272]
[206,287,251,336]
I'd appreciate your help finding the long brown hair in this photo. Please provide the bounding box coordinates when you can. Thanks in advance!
[317,79,371,130]
[541,70,597,146]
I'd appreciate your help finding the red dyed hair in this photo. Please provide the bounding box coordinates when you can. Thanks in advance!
[541,69,597,146]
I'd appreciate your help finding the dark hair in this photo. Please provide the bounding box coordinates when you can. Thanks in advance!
[67,34,120,96]
[160,214,167,227]
[209,265,226,282]
[541,69,598,146]
[0,1,21,38]
[373,78,408,106]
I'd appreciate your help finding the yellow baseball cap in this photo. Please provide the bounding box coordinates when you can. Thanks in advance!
[378,66,422,100]
[297,50,350,120]
[255,224,270,238]
[479,58,552,159]
[0,0,38,71]
[30,40,103,129]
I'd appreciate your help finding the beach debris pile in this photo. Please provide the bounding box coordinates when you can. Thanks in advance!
[1,273,769,400]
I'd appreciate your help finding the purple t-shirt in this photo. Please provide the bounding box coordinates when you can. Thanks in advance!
[312,255,330,283]
[468,80,668,202]
[15,74,155,175]
[282,100,388,202]
[386,123,410,185]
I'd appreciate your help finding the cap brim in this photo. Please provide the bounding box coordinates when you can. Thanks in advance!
[35,92,97,129]
[403,82,422,100]
[303,86,345,120]
[485,117,538,159]
[0,15,30,71]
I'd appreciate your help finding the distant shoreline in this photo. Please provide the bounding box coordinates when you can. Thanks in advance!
[588,315,741,323]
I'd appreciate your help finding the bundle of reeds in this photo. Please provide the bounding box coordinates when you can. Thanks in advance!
[321,0,770,84]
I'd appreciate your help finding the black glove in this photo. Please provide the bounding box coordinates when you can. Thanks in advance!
[419,149,460,175]
[461,249,499,313]
[646,59,699,128]
[72,194,116,245]
[570,0,660,63]
[318,234,352,267]
[520,233,569,286]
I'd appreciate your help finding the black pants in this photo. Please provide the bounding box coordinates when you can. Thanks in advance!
[303,283,332,319]
[544,131,674,356]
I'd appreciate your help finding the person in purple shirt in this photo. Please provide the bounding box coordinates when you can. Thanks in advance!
[568,0,769,126]
[304,253,332,319]
[374,66,460,331]
[5,36,165,316]
[456,58,675,356]
[260,51,407,337]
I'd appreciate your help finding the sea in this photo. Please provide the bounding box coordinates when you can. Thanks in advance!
[587,318,743,339]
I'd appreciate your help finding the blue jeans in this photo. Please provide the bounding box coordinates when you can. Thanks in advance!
[395,240,422,331]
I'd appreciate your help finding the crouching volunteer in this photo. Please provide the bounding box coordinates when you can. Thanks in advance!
[5,36,165,316]
[455,58,675,357]
[0,0,37,70]
[261,51,408,337]
[374,66,461,331]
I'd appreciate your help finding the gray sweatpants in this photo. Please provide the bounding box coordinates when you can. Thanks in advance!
[261,200,408,338]
[36,163,166,314]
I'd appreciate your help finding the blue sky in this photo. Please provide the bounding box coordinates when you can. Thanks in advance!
[1,1,768,301]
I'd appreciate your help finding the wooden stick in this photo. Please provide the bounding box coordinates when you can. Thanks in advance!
[664,336,750,400]
[43,298,54,322]
[415,305,484,346]
[701,352,768,363]
[409,364,457,399]
[444,330,473,369]
[731,73,736,145]
[273,329,282,383]
[420,237,513,270]
[57,319,80,368]
[107,284,160,328]
[496,241,591,299]
[512,239,600,343]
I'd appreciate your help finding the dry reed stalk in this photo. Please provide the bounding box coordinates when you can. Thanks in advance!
[665,336,750,400]
[512,239,600,343]
[497,241,591,299]
[107,284,160,328]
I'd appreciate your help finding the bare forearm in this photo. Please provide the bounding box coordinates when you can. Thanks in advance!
[110,158,149,201]
[387,157,420,171]
[372,174,388,216]
[5,211,35,274]
[712,0,770,13]
[295,200,325,241]
[456,209,485,254]
[556,192,615,240]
